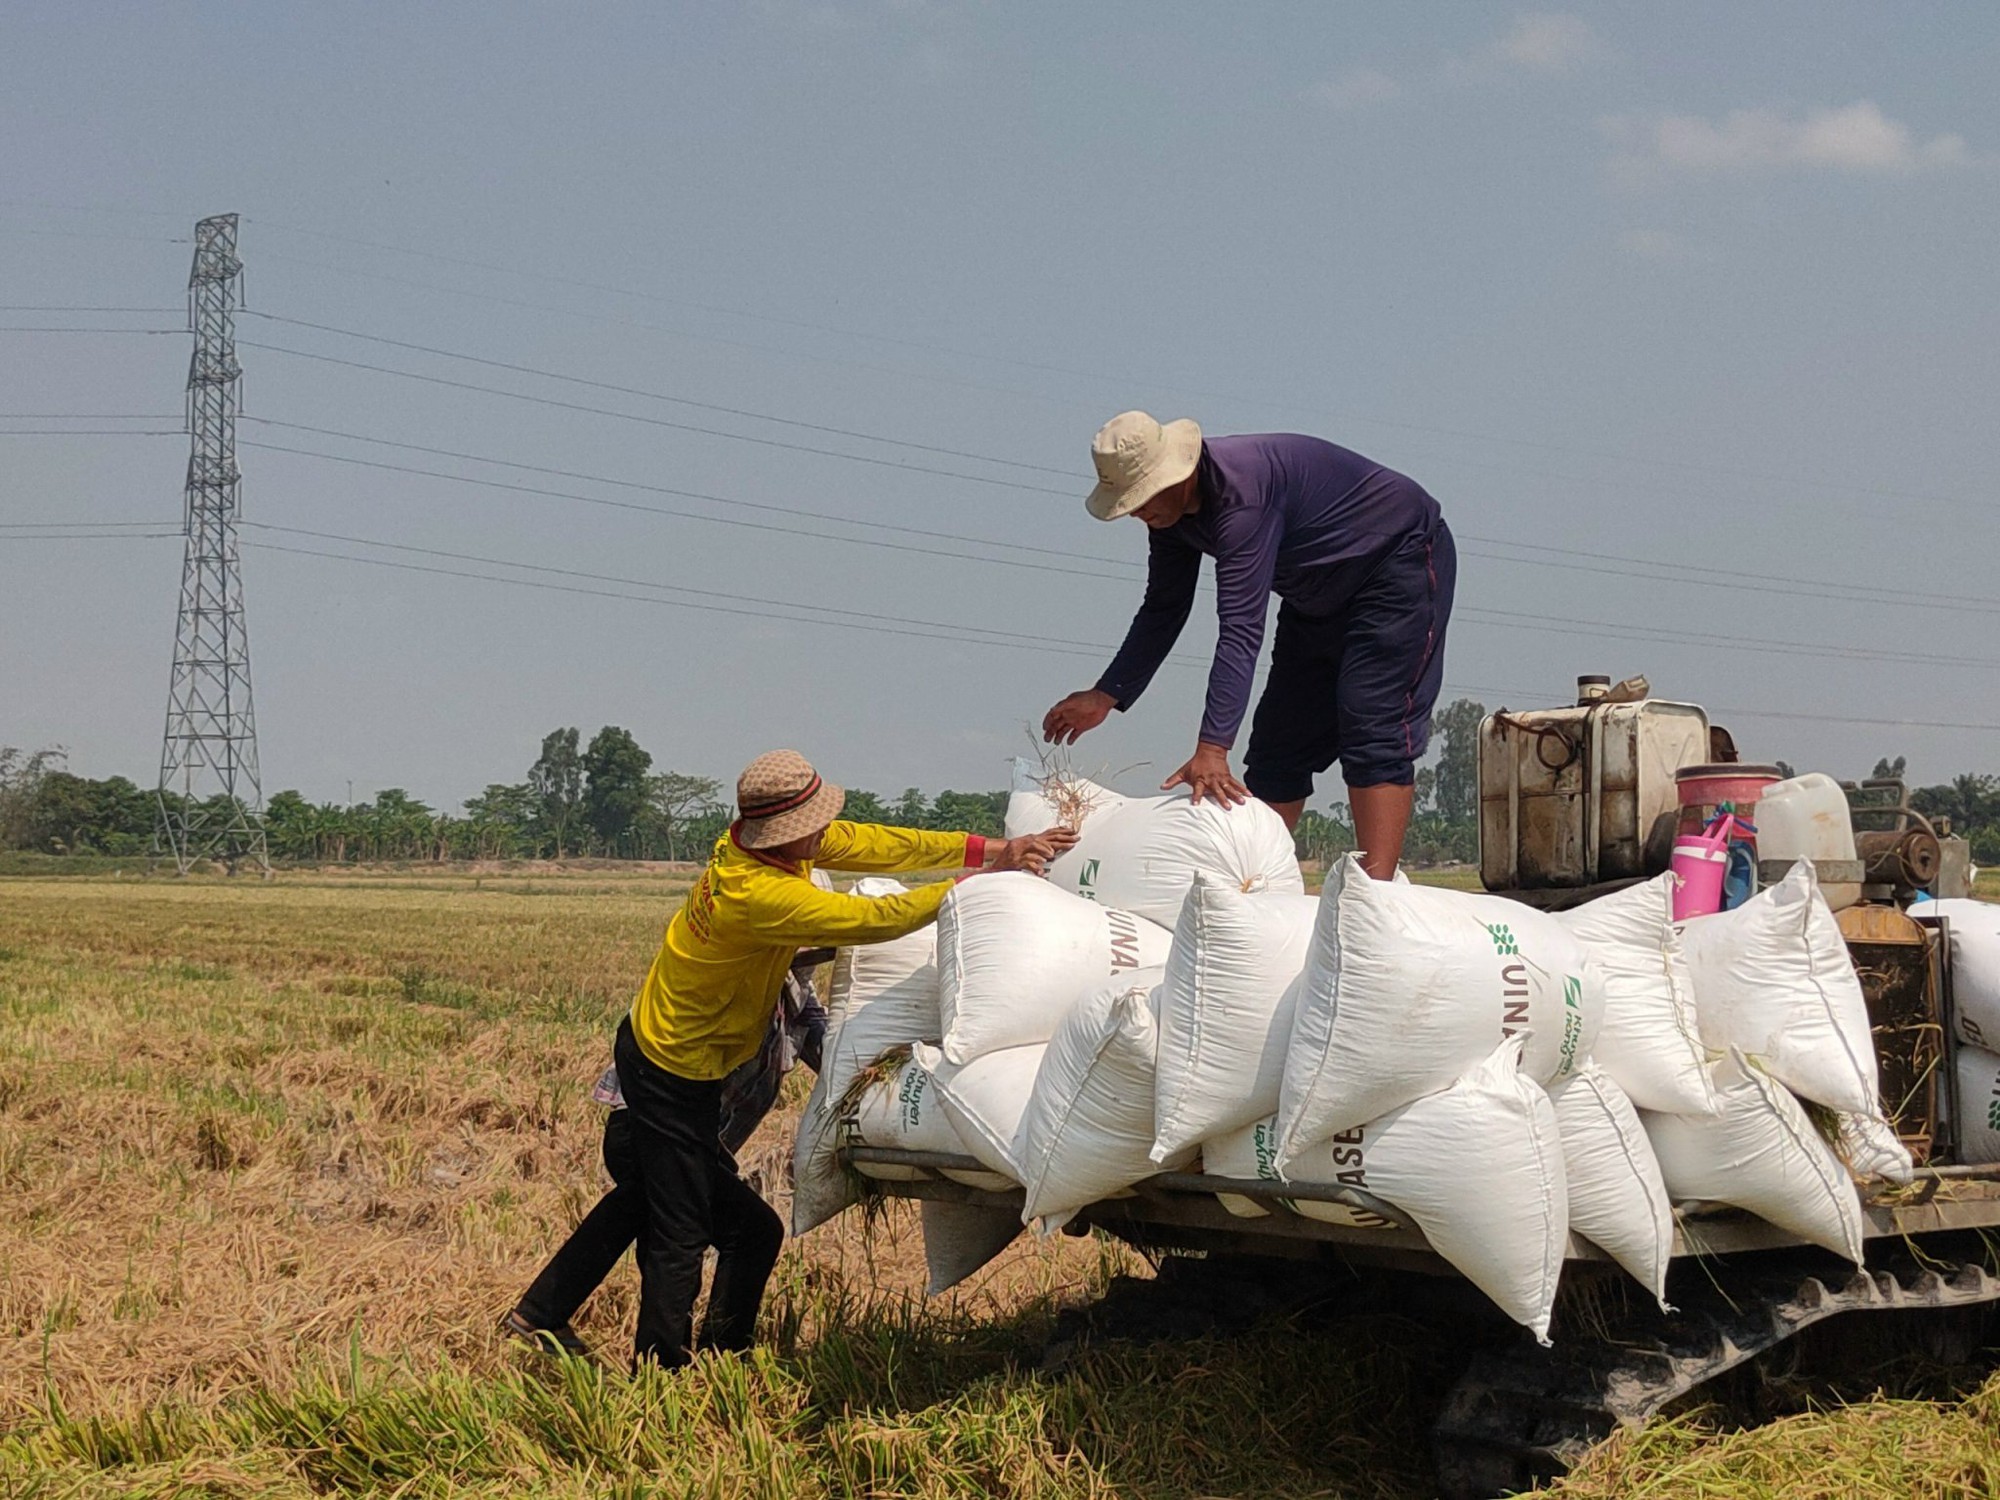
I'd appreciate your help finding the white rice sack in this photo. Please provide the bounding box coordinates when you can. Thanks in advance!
[840,1052,1012,1190]
[1555,874,1718,1116]
[793,878,941,1233]
[1642,1050,1864,1265]
[1918,899,2000,1050]
[1201,1116,1397,1226]
[921,1200,1023,1296]
[1680,860,1880,1116]
[1005,758,1303,927]
[1955,1044,2000,1164]
[1834,1111,1915,1186]
[1017,980,1193,1230]
[1548,1064,1674,1310]
[1151,876,1319,1162]
[936,873,1169,1064]
[913,1041,1045,1183]
[1277,854,1601,1166]
[1208,1036,1568,1344]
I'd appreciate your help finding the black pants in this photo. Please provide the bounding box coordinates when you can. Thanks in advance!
[516,1019,784,1368]
[514,1108,647,1332]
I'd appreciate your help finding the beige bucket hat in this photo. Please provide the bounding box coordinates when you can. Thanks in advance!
[1085,410,1203,521]
[735,749,845,849]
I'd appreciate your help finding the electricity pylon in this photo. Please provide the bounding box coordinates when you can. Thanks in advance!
[156,213,268,874]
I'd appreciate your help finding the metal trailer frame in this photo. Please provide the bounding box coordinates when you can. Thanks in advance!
[837,1149,2000,1498]
[841,1146,2000,1269]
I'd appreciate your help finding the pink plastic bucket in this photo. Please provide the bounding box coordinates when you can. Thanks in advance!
[1675,764,1782,841]
[1671,814,1735,921]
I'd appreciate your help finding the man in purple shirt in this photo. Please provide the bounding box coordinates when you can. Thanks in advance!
[1043,411,1455,880]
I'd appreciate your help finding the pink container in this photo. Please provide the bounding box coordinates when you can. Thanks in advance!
[1675,764,1782,841]
[1671,814,1735,921]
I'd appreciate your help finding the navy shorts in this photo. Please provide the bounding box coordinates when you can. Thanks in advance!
[1242,521,1456,803]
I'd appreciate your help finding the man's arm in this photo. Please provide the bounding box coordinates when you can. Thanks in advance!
[1196,500,1284,749]
[748,876,955,950]
[816,821,1080,875]
[1093,527,1202,712]
[814,821,976,873]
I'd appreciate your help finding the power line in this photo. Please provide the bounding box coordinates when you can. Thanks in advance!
[1461,543,2000,620]
[236,531,2000,735]
[256,243,2000,535]
[0,227,185,245]
[243,312,1077,477]
[229,306,1993,609]
[0,536,180,548]
[1703,705,2000,734]
[0,327,182,335]
[0,519,175,529]
[242,418,1136,570]
[239,435,2000,672]
[246,416,2000,630]
[239,437,1128,581]
[239,418,1999,618]
[1425,680,2000,734]
[245,216,1982,511]
[0,428,184,436]
[243,533,1195,668]
[0,412,184,420]
[254,246,1101,420]
[1456,605,2000,672]
[246,520,1199,661]
[1464,535,2000,613]
[238,339,1075,497]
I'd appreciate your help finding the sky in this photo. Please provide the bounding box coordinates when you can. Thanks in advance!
[3,2,1997,812]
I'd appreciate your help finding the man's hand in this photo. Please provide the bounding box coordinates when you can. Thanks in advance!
[988,826,1081,875]
[1162,741,1249,808]
[1042,689,1116,746]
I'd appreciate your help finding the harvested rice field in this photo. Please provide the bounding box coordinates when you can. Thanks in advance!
[2,867,1997,1499]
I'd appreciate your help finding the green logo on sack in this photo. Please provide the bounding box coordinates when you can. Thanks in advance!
[1253,1122,1280,1180]
[1557,975,1585,1076]
[1079,858,1101,901]
[1989,1098,2000,1133]
[1485,923,1519,957]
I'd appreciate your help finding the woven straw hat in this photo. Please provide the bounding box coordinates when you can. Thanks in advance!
[735,749,845,849]
[1085,410,1203,521]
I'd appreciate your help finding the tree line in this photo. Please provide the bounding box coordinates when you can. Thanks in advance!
[0,731,1008,865]
[6,703,1996,868]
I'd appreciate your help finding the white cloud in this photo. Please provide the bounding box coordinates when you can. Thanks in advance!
[1309,13,1608,115]
[1312,67,1401,112]
[1603,101,1974,176]
[1492,12,1609,73]
[1442,11,1611,81]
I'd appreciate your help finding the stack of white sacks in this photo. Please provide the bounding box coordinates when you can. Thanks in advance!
[794,760,1912,1341]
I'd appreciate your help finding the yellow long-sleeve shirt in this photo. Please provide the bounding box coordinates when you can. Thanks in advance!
[629,821,981,1081]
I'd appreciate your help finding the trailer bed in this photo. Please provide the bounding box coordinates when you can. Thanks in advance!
[843,1145,2000,1267]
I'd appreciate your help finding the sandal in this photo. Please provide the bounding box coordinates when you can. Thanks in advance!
[502,1307,591,1357]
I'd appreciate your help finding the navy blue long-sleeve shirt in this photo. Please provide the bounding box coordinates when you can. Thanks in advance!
[1094,433,1441,747]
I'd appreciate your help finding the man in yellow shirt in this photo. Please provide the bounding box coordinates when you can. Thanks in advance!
[514,749,1074,1369]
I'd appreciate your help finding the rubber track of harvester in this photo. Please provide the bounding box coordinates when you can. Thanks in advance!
[1429,1260,2000,1500]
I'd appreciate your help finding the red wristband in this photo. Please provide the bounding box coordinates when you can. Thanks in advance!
[964,835,987,868]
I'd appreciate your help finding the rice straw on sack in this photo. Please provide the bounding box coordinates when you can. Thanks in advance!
[834,1042,915,1122]
[834,1043,914,1231]
[1023,726,1163,836]
[1026,738,1100,834]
